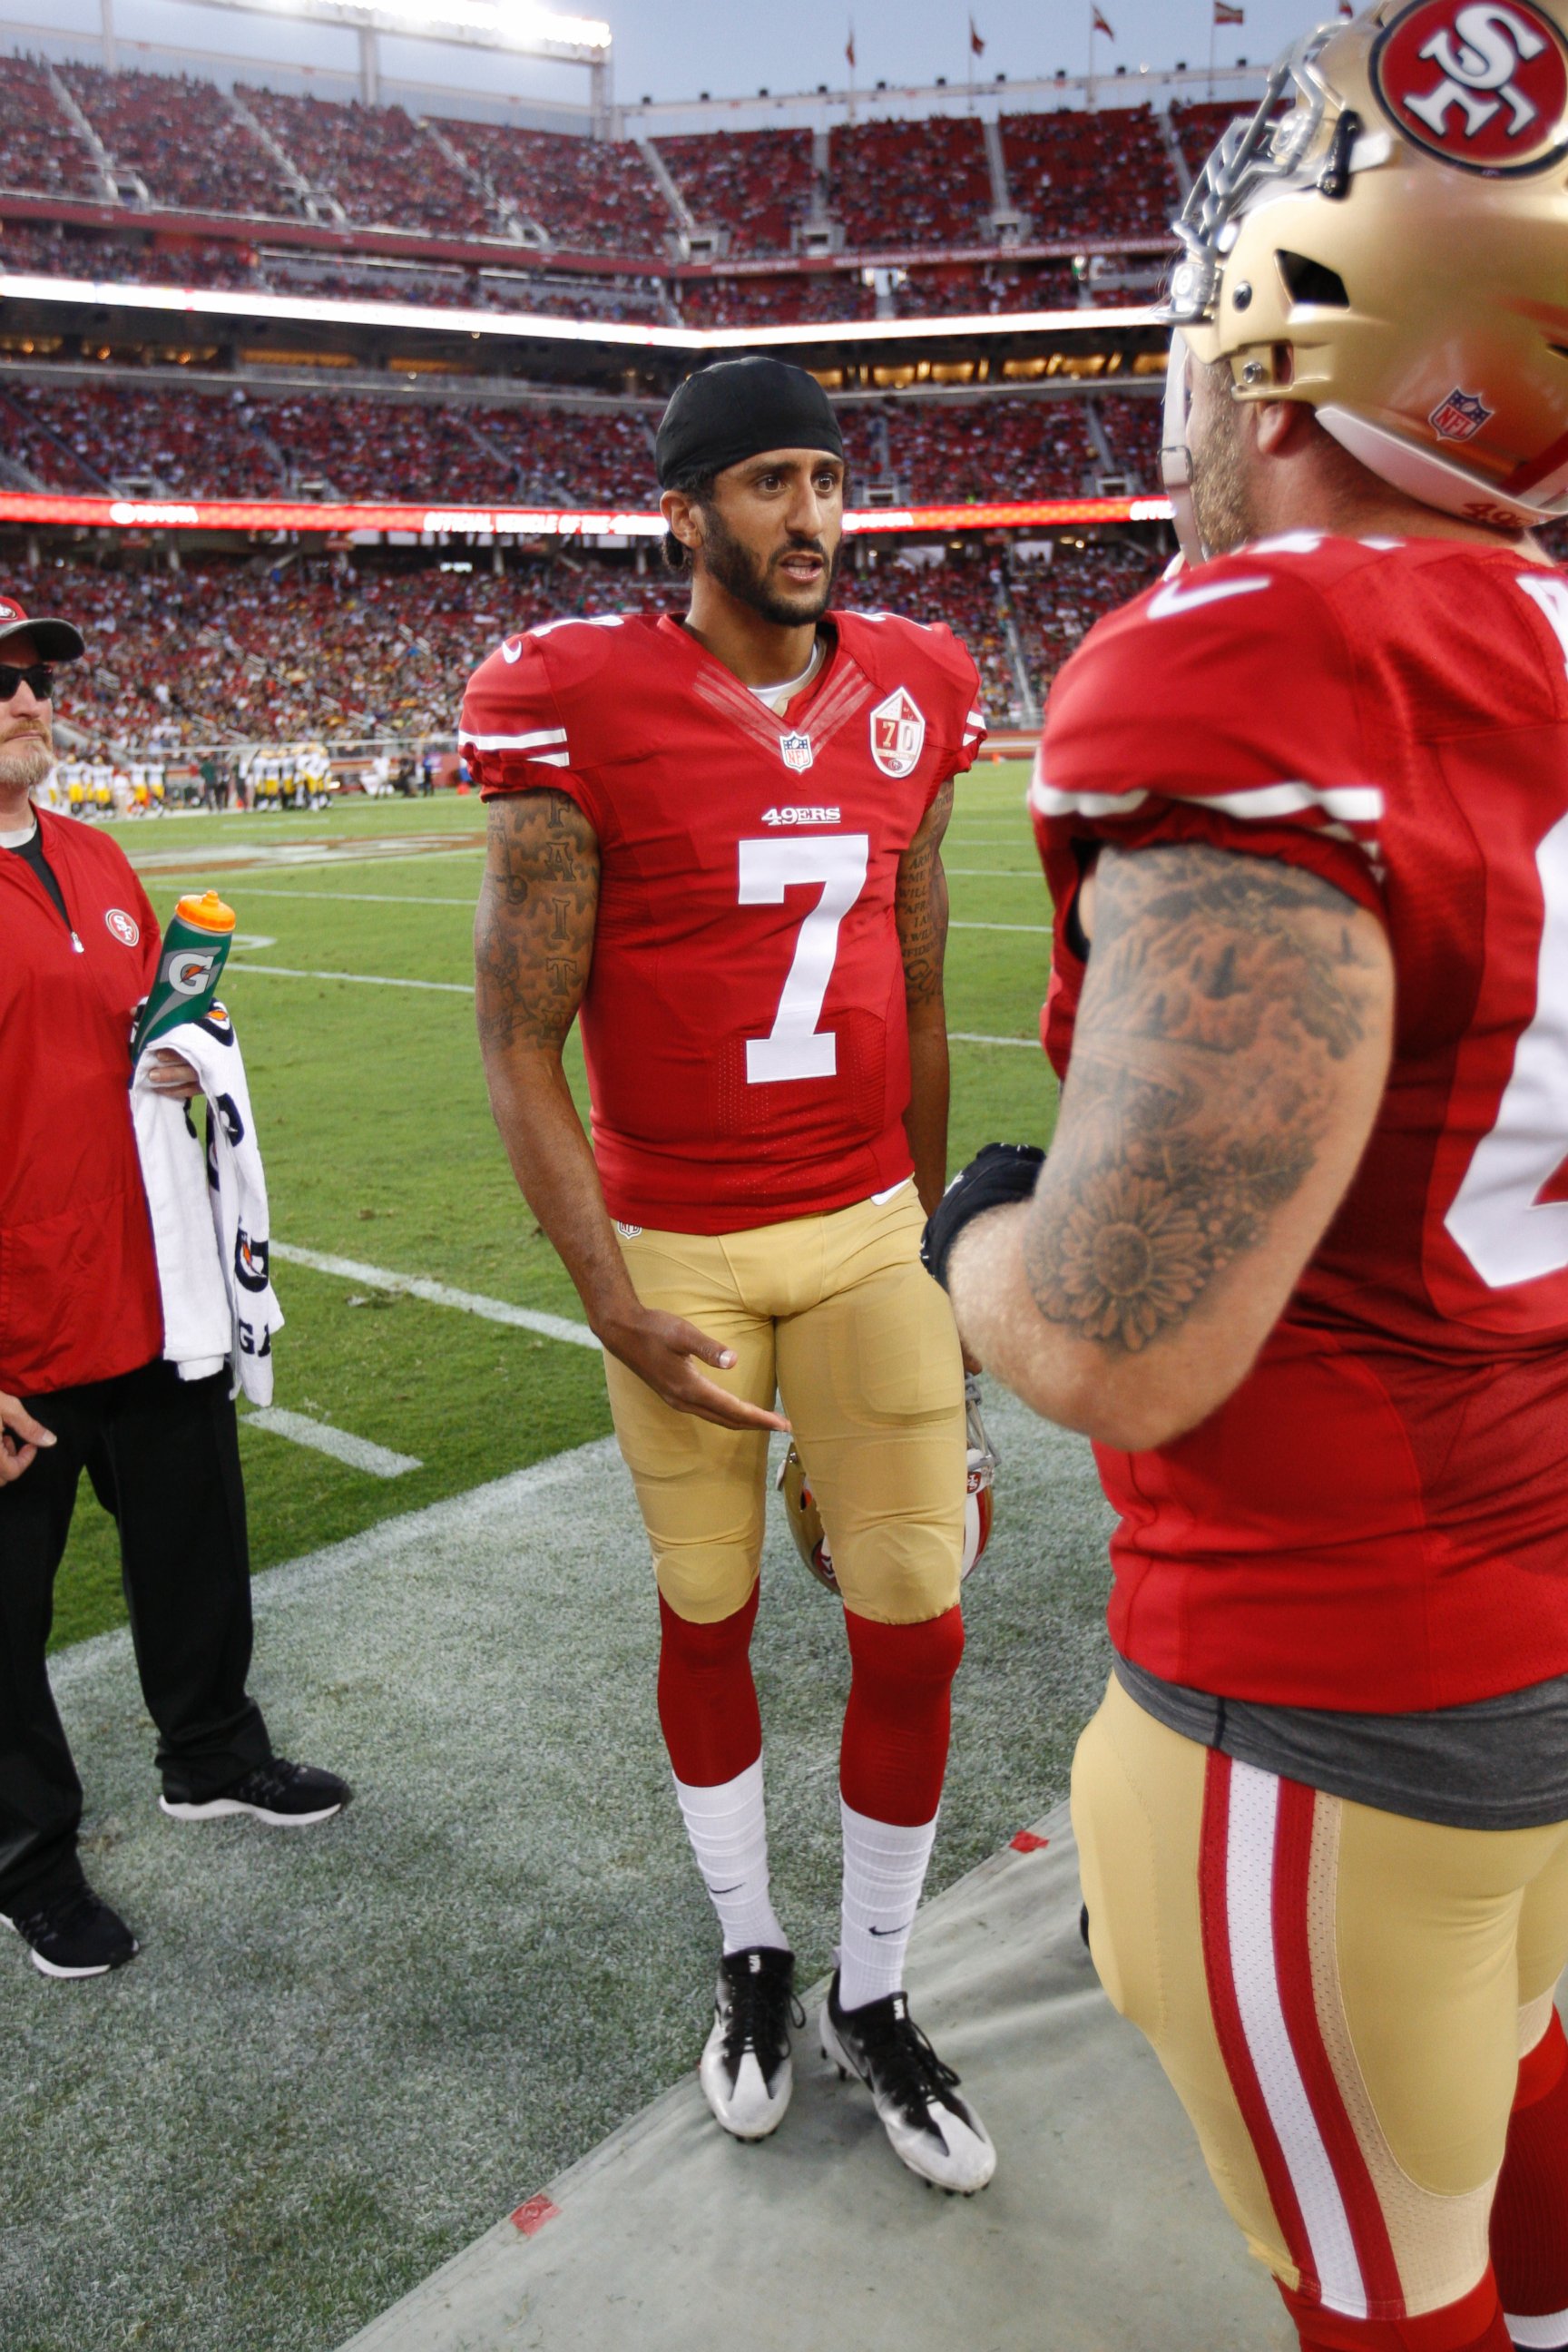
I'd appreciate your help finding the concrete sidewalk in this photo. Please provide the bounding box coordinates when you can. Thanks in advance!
[343,1804,1291,2352]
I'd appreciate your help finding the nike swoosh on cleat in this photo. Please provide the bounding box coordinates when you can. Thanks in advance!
[867,1922,914,1937]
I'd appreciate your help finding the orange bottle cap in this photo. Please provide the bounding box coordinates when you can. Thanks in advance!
[173,890,236,935]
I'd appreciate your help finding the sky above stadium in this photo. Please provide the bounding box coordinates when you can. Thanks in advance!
[81,0,1337,113]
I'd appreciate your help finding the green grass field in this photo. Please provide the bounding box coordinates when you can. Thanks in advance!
[51,768,1061,1651]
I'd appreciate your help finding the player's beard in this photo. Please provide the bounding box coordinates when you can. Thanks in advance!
[699,505,839,626]
[1189,358,1258,558]
[0,728,53,798]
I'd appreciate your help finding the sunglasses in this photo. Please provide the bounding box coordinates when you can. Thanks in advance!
[0,662,54,702]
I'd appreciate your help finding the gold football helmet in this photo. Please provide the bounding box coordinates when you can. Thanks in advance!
[1163,1,1568,557]
[776,1377,997,1595]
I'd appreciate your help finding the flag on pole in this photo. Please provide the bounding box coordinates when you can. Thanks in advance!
[1337,1,1354,14]
[1214,0,1244,21]
[1092,7,1115,37]
[969,13,985,54]
[846,20,856,66]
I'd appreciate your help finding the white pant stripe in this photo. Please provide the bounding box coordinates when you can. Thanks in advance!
[1226,1761,1368,2318]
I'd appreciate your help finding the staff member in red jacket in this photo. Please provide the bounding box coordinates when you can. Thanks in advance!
[0,594,348,1981]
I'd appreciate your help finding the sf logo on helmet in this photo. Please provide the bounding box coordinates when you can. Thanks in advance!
[1373,0,1568,172]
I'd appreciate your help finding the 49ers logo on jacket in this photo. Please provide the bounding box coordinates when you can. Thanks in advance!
[1372,0,1568,172]
[105,907,140,946]
[869,687,926,779]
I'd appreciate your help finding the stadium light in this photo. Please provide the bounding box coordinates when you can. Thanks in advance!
[184,0,609,56]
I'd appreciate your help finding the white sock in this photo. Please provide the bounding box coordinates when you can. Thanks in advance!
[672,1759,788,1956]
[838,1798,938,2011]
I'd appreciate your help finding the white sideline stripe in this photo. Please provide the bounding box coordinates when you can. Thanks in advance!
[271,1242,601,1350]
[1226,1763,1367,2318]
[950,920,1049,935]
[1507,2308,1568,2348]
[242,1406,422,1479]
[228,963,472,994]
[233,887,479,907]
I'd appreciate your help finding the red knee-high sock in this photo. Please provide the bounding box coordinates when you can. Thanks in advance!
[1492,2009,1568,2343]
[656,1585,761,1787]
[838,1604,965,1824]
[1278,2270,1513,2352]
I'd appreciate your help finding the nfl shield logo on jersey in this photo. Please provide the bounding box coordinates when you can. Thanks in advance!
[1429,387,1494,443]
[779,730,814,772]
[870,687,926,779]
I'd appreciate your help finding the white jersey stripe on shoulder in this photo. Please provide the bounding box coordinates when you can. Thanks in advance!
[1225,1762,1368,2318]
[458,728,569,752]
[1027,775,1385,829]
[1509,2307,1568,2348]
[1028,778,1150,820]
[1203,781,1385,826]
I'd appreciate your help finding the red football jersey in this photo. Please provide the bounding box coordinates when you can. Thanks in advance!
[1032,534,1568,1711]
[463,606,984,1232]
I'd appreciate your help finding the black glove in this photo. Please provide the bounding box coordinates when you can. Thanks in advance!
[920,1142,1046,1292]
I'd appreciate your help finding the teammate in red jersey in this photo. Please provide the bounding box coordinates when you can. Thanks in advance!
[923,6,1568,2344]
[463,358,995,2192]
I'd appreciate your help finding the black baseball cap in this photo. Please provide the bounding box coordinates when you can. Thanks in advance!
[0,593,84,662]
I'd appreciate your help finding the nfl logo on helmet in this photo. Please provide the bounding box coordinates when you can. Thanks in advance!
[1430,387,1494,441]
[869,687,926,779]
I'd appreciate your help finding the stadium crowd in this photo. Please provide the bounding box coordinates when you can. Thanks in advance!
[878,397,1099,503]
[828,114,995,250]
[658,128,818,256]
[1000,105,1179,240]
[20,529,1170,764]
[59,65,298,218]
[0,56,104,199]
[446,121,672,255]
[238,89,493,238]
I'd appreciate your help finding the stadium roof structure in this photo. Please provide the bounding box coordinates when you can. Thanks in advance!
[180,0,612,113]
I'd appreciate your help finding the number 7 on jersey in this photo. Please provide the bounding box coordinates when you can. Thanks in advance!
[739,834,871,1085]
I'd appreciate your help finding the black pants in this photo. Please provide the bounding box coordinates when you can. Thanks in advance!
[0,1357,270,1911]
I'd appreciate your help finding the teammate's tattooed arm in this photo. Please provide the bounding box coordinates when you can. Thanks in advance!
[475,790,788,1435]
[896,776,956,1216]
[946,842,1394,1450]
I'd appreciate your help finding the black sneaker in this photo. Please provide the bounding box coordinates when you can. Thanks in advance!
[820,1970,996,2192]
[160,1757,350,1828]
[698,1945,803,2141]
[1,1886,138,1979]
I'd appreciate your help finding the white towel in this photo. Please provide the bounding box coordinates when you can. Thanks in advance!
[131,1003,284,1403]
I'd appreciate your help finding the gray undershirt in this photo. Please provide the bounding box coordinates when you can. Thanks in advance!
[1114,1652,1568,1831]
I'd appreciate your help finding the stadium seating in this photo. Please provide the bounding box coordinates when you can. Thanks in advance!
[0,55,103,200]
[442,121,673,256]
[0,377,659,505]
[841,551,1021,718]
[1008,538,1165,702]
[878,397,1100,503]
[656,128,817,256]
[1001,106,1178,241]
[61,65,298,218]
[676,271,877,327]
[1097,394,1164,483]
[239,87,495,238]
[828,115,994,250]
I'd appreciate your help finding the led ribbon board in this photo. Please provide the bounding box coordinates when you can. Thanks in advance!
[0,494,1176,534]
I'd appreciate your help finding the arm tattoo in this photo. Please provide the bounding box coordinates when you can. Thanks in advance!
[474,789,600,1054]
[897,779,954,1012]
[1024,844,1384,1355]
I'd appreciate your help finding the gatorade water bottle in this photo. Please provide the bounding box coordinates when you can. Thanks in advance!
[131,890,236,1066]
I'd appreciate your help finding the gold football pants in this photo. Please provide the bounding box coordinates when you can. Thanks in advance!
[603,1185,966,1628]
[1072,1671,1568,2321]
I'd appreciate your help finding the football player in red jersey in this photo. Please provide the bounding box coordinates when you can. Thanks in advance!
[463,358,995,2193]
[924,5,1568,2344]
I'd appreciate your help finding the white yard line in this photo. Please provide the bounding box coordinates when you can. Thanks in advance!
[228,963,473,994]
[949,920,1049,935]
[271,1242,602,1350]
[225,887,479,907]
[949,1032,1042,1050]
[242,1406,422,1478]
